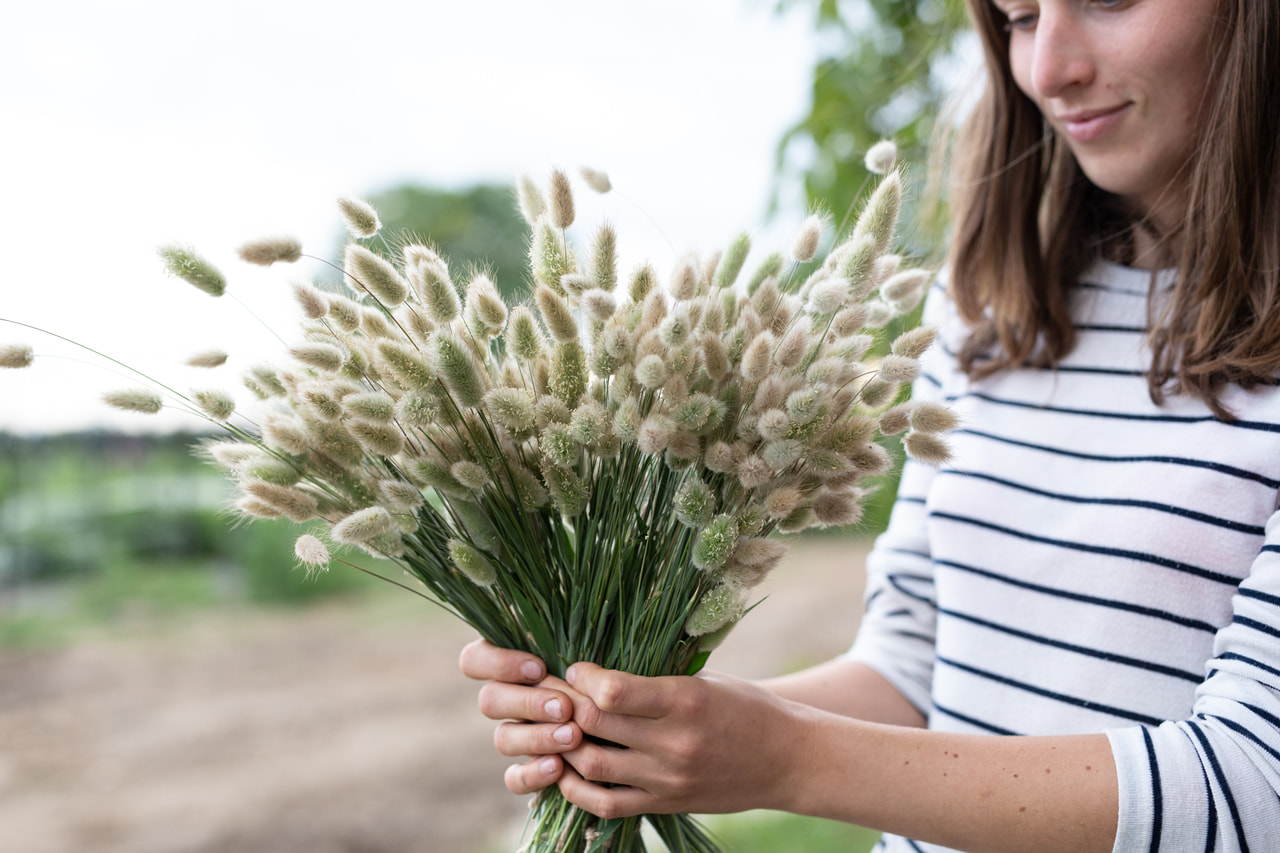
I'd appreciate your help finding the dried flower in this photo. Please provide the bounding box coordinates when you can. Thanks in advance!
[0,344,34,369]
[581,289,617,323]
[877,354,921,384]
[549,340,588,408]
[337,197,381,239]
[629,263,658,303]
[737,454,772,489]
[449,539,498,586]
[466,274,508,331]
[637,414,675,456]
[853,171,901,255]
[102,388,163,414]
[507,306,545,362]
[348,419,404,456]
[158,242,226,297]
[294,534,331,573]
[911,401,960,434]
[814,489,863,527]
[332,506,395,545]
[669,257,699,301]
[484,387,536,437]
[185,350,229,368]
[238,237,302,266]
[193,388,236,420]
[290,342,346,373]
[548,168,575,230]
[763,484,804,520]
[715,232,752,289]
[451,460,491,491]
[245,480,319,523]
[675,478,716,528]
[791,213,827,263]
[535,284,579,343]
[864,139,898,175]
[878,402,913,436]
[588,224,619,292]
[291,281,329,320]
[685,583,746,637]
[891,324,938,360]
[327,294,363,332]
[579,166,612,194]
[515,174,546,225]
[345,392,395,423]
[433,330,487,408]
[904,430,952,465]
[744,252,784,297]
[692,514,739,573]
[376,340,436,390]
[378,480,424,510]
[345,245,408,306]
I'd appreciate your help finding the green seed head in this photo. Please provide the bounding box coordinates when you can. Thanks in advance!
[158,242,226,297]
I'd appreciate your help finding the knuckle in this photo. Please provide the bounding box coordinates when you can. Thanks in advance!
[668,732,702,766]
[574,699,604,732]
[595,676,628,712]
[591,797,621,821]
[574,749,607,782]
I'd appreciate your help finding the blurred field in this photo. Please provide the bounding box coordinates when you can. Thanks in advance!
[0,433,880,852]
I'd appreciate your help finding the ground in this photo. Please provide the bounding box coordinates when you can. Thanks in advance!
[0,538,868,853]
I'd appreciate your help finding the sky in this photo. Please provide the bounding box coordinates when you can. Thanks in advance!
[0,0,824,434]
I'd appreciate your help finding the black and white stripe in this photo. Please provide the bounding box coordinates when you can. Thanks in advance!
[848,263,1280,853]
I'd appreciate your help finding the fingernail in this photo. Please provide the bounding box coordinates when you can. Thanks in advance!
[521,660,543,681]
[540,758,557,775]
[553,725,574,744]
[565,664,578,685]
[544,698,563,720]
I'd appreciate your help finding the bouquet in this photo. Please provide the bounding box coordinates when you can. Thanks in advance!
[1,146,952,852]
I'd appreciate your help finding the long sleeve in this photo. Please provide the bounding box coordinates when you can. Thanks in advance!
[852,262,1280,853]
[1107,508,1280,852]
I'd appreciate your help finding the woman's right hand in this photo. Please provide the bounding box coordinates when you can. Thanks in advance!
[458,638,585,794]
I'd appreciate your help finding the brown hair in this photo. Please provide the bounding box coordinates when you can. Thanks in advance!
[946,0,1280,418]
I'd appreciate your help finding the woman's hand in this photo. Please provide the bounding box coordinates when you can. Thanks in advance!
[554,663,810,820]
[457,639,585,795]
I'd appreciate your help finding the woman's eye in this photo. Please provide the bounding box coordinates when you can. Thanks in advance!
[1005,12,1038,31]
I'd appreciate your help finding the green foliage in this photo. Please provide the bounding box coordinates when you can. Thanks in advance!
[707,810,880,852]
[0,432,382,633]
[336,184,532,300]
[775,0,968,243]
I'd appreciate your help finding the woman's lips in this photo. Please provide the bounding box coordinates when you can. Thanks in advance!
[1057,104,1130,143]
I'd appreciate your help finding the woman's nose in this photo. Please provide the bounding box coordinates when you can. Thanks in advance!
[1028,10,1095,100]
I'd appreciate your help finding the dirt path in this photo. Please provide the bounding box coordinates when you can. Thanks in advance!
[0,539,869,853]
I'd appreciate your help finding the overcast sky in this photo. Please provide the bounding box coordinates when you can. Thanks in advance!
[0,0,823,434]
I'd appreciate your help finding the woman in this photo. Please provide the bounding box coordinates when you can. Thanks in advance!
[461,0,1280,850]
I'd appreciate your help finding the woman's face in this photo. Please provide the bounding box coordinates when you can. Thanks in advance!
[991,0,1220,227]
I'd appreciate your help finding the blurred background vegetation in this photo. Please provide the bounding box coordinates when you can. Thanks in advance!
[0,3,968,851]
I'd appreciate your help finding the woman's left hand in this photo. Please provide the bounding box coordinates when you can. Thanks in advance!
[553,662,811,819]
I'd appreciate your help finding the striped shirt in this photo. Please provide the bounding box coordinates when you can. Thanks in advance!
[847,261,1280,853]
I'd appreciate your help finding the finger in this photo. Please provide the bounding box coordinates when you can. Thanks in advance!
[477,681,573,723]
[459,638,546,683]
[566,662,678,719]
[504,755,564,796]
[556,763,653,821]
[494,720,582,757]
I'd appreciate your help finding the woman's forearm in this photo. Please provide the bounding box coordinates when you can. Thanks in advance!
[781,706,1118,853]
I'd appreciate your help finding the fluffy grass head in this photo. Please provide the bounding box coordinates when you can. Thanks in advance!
[0,344,34,369]
[158,242,226,297]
